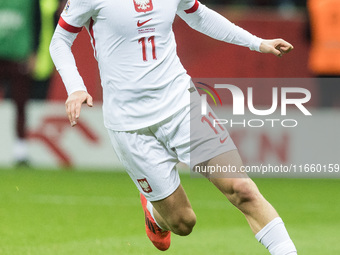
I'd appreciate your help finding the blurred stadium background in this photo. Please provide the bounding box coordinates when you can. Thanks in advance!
[0,0,339,254]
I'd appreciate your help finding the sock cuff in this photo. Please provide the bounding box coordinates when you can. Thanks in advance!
[271,240,297,255]
[146,200,163,229]
[255,217,283,242]
[255,217,297,254]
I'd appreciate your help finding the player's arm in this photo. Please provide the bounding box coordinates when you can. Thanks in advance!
[50,26,92,127]
[177,0,293,57]
[49,0,93,127]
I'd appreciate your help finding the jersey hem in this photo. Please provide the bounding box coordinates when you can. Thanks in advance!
[104,101,190,131]
[146,179,181,202]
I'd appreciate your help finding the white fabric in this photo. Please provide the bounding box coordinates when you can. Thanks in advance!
[177,3,263,51]
[189,88,236,169]
[106,94,236,201]
[146,200,163,229]
[256,217,297,255]
[50,0,263,131]
[14,139,28,161]
[49,26,87,95]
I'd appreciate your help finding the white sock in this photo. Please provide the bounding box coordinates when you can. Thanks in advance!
[255,217,297,255]
[13,139,28,161]
[146,200,163,229]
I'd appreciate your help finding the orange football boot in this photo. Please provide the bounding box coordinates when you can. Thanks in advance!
[140,193,171,251]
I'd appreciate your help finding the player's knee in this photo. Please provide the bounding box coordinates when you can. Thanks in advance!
[229,179,260,207]
[170,210,196,236]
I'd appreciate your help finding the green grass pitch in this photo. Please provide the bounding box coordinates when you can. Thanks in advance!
[0,167,339,255]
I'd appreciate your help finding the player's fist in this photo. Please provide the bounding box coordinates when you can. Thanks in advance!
[260,39,294,57]
[65,90,93,127]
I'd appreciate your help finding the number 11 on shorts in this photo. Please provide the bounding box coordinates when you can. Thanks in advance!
[138,36,157,61]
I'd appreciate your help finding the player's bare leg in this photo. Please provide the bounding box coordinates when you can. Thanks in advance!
[206,150,297,254]
[206,150,278,233]
[141,184,196,250]
[150,184,196,235]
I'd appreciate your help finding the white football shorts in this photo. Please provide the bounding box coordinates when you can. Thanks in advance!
[107,89,236,201]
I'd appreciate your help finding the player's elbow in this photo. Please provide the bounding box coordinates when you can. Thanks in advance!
[49,33,63,60]
[49,28,75,60]
[49,36,56,58]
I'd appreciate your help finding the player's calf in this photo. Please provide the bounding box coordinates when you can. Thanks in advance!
[150,184,197,236]
[206,152,297,254]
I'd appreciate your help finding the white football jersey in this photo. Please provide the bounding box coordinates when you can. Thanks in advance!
[59,0,200,131]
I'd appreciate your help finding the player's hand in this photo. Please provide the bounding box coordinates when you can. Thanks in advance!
[259,39,294,57]
[65,90,93,127]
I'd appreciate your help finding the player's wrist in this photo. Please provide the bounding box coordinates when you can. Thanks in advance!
[250,36,264,52]
[67,88,88,97]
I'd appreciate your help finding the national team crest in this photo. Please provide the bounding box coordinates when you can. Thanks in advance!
[133,0,153,13]
[137,178,153,193]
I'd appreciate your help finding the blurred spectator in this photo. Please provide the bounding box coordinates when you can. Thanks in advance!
[307,0,340,107]
[32,0,66,100]
[0,0,41,165]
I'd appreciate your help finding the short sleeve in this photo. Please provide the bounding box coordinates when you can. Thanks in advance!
[177,0,200,14]
[59,0,93,32]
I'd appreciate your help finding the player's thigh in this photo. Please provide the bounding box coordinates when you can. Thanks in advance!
[107,127,180,202]
[152,184,196,228]
[206,150,260,201]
